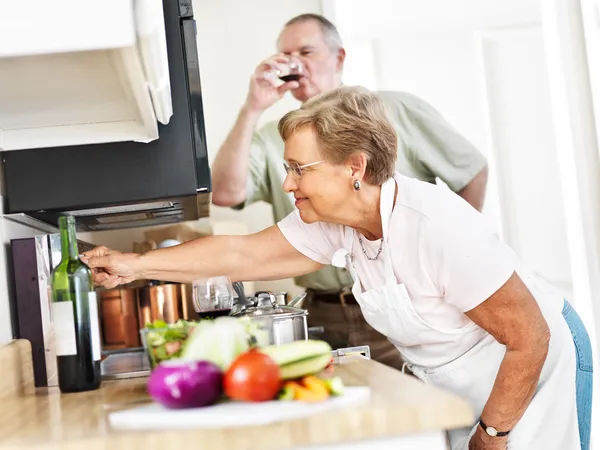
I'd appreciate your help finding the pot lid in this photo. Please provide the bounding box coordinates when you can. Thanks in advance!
[240,304,307,319]
[232,291,307,319]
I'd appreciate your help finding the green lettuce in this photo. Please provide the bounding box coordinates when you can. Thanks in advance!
[180,316,265,371]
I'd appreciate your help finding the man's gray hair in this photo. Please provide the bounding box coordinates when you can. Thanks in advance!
[284,14,344,50]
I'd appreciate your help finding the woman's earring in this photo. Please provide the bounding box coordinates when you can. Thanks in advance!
[353,180,361,191]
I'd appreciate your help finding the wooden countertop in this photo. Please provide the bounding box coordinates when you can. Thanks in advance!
[0,340,474,450]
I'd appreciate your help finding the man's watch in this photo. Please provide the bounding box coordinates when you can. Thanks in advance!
[479,419,510,437]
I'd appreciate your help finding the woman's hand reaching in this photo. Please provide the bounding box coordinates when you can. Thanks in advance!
[80,246,142,289]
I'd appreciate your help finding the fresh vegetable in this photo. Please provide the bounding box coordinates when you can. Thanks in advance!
[147,360,222,409]
[143,320,197,368]
[145,319,197,331]
[291,376,329,402]
[278,375,345,402]
[280,377,329,403]
[277,381,297,400]
[279,353,332,380]
[181,316,261,371]
[323,376,344,396]
[295,383,328,402]
[260,340,332,379]
[224,350,282,402]
[301,375,329,397]
[260,340,332,366]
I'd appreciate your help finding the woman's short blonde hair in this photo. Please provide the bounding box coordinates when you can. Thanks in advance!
[278,86,397,185]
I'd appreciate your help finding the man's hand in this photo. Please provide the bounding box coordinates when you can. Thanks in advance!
[245,53,300,112]
[468,426,508,450]
[80,246,141,289]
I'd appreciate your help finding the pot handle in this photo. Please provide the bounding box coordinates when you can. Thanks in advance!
[288,292,307,308]
[254,291,278,308]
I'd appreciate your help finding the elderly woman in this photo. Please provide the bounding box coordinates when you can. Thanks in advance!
[83,86,592,450]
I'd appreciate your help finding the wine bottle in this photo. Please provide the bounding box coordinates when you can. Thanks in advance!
[51,215,101,393]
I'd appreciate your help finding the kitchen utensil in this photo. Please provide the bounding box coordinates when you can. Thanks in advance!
[330,346,371,365]
[231,291,308,345]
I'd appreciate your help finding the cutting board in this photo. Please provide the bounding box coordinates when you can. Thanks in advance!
[109,386,371,430]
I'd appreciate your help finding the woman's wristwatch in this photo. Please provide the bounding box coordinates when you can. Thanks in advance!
[479,419,510,437]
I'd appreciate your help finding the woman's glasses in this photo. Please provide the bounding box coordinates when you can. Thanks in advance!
[283,160,324,177]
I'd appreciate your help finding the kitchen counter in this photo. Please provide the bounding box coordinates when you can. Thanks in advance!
[0,340,474,450]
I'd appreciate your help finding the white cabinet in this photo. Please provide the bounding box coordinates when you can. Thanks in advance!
[0,0,172,150]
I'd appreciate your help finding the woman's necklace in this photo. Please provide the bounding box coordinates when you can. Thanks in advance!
[358,235,384,261]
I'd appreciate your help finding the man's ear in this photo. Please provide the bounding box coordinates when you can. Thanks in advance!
[336,47,346,72]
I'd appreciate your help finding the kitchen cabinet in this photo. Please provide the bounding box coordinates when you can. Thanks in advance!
[0,0,172,150]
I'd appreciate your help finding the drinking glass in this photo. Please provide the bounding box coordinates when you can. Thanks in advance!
[263,56,304,82]
[192,276,235,312]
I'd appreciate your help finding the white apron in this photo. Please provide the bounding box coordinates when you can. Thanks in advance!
[335,177,580,450]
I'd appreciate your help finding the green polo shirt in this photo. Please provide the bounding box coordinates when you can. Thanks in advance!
[236,90,487,292]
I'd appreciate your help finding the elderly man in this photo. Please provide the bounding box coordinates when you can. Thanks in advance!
[210,14,489,370]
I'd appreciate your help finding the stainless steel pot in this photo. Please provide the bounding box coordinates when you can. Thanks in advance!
[231,291,308,345]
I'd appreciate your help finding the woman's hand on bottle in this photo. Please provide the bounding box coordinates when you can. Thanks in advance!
[80,246,141,289]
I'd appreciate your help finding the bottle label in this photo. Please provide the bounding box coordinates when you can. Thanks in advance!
[88,292,102,361]
[53,302,77,356]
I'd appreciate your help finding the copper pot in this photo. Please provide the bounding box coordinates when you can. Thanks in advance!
[99,287,141,349]
[137,284,189,327]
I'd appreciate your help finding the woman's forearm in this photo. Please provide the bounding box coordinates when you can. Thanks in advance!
[464,272,552,439]
[130,226,323,284]
[136,235,243,283]
[83,226,323,288]
[479,337,549,432]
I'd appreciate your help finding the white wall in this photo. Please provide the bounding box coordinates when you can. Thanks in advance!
[542,0,600,441]
[192,0,322,295]
[331,0,541,37]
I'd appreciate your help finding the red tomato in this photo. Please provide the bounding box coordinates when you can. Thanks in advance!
[224,350,282,402]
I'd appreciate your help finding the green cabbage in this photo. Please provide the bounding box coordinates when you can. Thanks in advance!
[180,317,265,371]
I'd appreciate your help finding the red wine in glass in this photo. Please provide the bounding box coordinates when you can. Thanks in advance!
[196,308,232,319]
[279,74,302,82]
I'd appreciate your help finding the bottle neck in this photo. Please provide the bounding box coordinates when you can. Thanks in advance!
[59,216,78,260]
